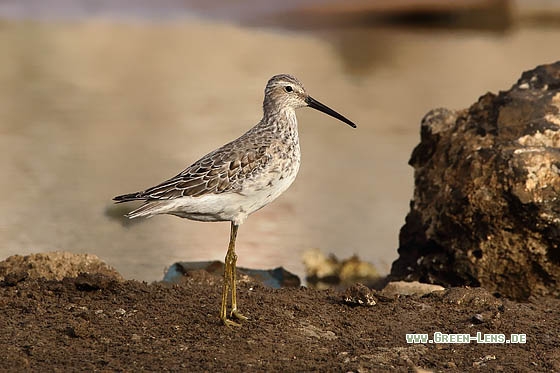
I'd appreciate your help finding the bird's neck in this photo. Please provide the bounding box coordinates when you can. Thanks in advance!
[261,106,298,136]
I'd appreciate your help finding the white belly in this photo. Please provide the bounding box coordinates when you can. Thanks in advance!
[163,159,300,225]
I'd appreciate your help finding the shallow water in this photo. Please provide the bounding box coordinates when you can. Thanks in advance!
[1,17,560,281]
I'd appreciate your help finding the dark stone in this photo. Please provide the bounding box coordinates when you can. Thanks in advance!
[163,261,301,288]
[75,272,117,291]
[2,271,28,286]
[63,326,79,338]
[391,61,560,300]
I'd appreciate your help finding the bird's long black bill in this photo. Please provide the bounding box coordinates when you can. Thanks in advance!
[306,96,357,128]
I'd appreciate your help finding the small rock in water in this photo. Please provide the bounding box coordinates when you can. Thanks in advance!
[163,261,300,289]
[303,248,380,288]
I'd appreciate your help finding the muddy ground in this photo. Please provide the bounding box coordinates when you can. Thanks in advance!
[0,270,558,372]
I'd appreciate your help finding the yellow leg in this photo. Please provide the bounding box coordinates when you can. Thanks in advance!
[230,242,248,322]
[219,260,231,324]
[220,223,247,326]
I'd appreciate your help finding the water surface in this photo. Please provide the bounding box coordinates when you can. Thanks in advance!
[1,18,559,281]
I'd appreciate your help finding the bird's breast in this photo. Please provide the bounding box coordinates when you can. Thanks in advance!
[236,146,300,215]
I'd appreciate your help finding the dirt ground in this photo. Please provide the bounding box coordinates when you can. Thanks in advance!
[0,270,558,372]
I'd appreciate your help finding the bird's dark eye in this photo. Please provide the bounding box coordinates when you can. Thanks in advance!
[285,86,293,93]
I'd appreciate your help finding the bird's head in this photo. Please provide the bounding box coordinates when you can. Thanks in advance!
[264,74,357,128]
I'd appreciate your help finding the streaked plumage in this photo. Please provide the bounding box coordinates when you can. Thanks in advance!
[114,74,356,326]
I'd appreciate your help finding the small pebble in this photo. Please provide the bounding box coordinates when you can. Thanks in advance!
[471,313,484,324]
[131,333,141,341]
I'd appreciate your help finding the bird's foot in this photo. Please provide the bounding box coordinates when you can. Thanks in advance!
[230,308,249,322]
[221,316,242,328]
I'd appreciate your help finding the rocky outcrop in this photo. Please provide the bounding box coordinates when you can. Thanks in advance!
[0,252,123,283]
[391,62,560,300]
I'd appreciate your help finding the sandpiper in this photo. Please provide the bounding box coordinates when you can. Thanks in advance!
[114,74,356,326]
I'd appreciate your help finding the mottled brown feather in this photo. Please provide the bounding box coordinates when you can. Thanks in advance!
[126,130,273,201]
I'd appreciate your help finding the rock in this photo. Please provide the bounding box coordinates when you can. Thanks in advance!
[473,355,496,368]
[381,281,444,297]
[338,256,380,284]
[302,248,340,282]
[471,313,484,324]
[2,271,28,286]
[303,248,380,288]
[299,321,337,340]
[343,283,377,306]
[163,261,300,288]
[0,252,124,282]
[391,62,560,300]
[131,333,141,342]
[438,287,503,308]
[75,272,118,291]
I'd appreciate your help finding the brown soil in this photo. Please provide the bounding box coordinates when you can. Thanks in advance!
[1,271,558,372]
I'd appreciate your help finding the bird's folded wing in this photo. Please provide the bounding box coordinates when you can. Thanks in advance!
[130,142,271,201]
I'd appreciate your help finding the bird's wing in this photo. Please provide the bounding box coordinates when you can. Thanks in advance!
[114,138,271,202]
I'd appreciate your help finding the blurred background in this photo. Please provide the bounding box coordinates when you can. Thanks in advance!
[1,0,559,282]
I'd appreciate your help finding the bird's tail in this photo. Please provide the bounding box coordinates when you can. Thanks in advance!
[114,191,175,219]
[114,196,171,219]
[113,192,155,219]
[113,192,144,203]
[124,202,162,219]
